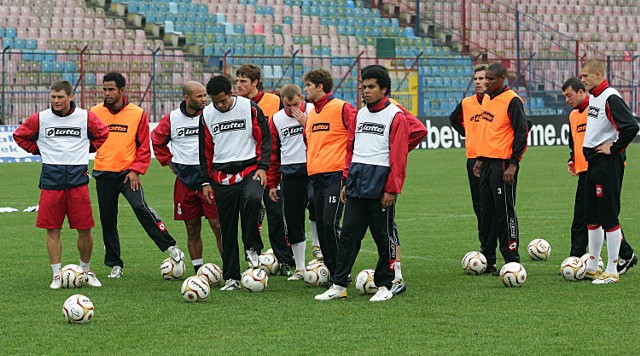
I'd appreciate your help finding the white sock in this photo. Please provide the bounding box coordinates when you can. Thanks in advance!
[51,263,61,276]
[291,241,306,271]
[192,258,203,267]
[605,228,623,275]
[393,261,402,280]
[587,226,604,272]
[309,220,319,246]
[79,260,90,272]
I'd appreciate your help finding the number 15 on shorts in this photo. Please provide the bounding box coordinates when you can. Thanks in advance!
[328,196,337,203]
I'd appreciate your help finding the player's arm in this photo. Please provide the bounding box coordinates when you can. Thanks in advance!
[342,102,358,179]
[87,111,109,153]
[251,102,271,172]
[567,119,576,175]
[507,98,529,164]
[198,113,214,185]
[396,103,427,151]
[12,113,41,155]
[150,113,174,166]
[382,112,410,207]
[606,96,640,155]
[266,118,282,191]
[130,111,152,175]
[449,101,465,137]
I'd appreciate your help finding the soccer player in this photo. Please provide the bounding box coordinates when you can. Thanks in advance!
[450,64,487,247]
[199,75,271,291]
[579,59,639,284]
[357,64,428,293]
[235,64,295,275]
[315,66,409,301]
[91,72,185,279]
[267,84,318,281]
[300,69,357,282]
[151,81,223,275]
[562,77,637,274]
[473,63,530,275]
[13,80,109,288]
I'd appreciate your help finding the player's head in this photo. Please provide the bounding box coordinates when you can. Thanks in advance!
[360,65,391,98]
[302,69,333,102]
[561,77,587,109]
[473,63,488,95]
[50,80,74,115]
[102,72,126,107]
[484,63,506,95]
[236,64,261,98]
[580,59,605,92]
[280,84,304,116]
[206,75,234,112]
[361,67,391,105]
[183,81,207,112]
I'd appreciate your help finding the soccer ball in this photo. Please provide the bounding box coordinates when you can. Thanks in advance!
[527,239,551,261]
[461,251,488,275]
[265,248,274,255]
[306,258,322,269]
[258,253,280,275]
[560,256,586,281]
[160,257,185,280]
[61,264,84,288]
[181,276,210,302]
[499,262,527,287]
[304,263,330,287]
[241,268,269,292]
[355,269,377,295]
[197,263,222,286]
[580,253,604,272]
[62,294,94,324]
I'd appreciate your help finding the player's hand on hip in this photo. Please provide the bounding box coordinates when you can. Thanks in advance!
[124,171,141,191]
[269,188,280,202]
[254,169,267,188]
[503,163,517,185]
[203,185,214,205]
[595,142,612,155]
[381,192,396,208]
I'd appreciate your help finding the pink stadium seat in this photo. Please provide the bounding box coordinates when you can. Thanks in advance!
[253,22,264,35]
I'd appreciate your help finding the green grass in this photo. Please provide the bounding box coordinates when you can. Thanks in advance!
[1,145,640,354]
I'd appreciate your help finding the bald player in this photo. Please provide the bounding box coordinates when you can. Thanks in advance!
[152,81,223,274]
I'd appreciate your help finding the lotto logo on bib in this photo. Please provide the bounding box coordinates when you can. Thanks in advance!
[109,124,128,133]
[212,120,246,134]
[177,127,199,137]
[282,125,304,138]
[45,127,81,137]
[588,106,600,119]
[357,122,385,136]
[311,123,330,132]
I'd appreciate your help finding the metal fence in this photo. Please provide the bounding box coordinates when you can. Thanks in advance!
[1,48,639,125]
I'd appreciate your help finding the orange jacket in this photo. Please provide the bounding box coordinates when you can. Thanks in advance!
[91,99,151,174]
[254,91,282,122]
[569,96,588,174]
[477,87,528,162]
[305,92,357,175]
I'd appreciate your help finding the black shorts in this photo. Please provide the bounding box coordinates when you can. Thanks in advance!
[584,153,625,230]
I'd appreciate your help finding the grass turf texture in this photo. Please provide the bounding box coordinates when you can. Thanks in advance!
[1,145,639,354]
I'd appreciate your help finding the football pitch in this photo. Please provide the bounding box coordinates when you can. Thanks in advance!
[1,145,639,354]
